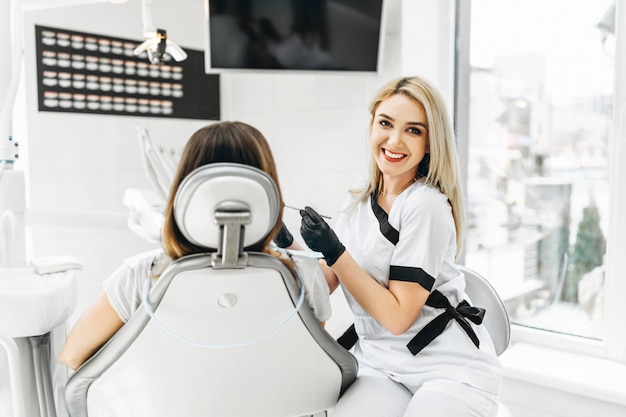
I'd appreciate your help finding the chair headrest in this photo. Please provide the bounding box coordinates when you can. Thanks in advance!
[173,163,280,250]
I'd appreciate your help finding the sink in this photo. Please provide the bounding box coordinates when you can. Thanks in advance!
[0,267,78,337]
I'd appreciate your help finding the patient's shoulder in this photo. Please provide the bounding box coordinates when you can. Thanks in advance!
[120,249,169,278]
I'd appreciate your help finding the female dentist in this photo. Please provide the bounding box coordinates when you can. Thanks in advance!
[299,76,503,417]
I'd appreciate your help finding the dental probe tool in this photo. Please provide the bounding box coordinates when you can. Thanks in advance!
[284,204,332,219]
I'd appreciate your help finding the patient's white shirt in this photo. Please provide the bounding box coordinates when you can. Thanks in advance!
[103,248,331,323]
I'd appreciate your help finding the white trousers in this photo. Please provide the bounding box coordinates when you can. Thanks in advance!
[330,376,500,417]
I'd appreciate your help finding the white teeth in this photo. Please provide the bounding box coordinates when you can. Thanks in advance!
[384,149,405,159]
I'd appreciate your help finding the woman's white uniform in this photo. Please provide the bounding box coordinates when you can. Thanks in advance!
[332,181,502,416]
[102,248,332,323]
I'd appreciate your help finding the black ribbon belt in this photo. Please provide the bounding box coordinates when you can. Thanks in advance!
[336,290,485,355]
[407,290,485,355]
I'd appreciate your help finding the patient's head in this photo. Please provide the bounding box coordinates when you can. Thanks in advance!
[162,121,284,259]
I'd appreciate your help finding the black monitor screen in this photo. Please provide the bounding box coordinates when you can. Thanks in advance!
[205,0,384,72]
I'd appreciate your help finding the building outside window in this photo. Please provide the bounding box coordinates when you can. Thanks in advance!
[464,0,617,346]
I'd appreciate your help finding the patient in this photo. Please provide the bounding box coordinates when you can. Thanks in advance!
[59,121,331,370]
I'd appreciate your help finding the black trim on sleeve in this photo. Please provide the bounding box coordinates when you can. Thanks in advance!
[389,265,435,291]
[370,194,399,245]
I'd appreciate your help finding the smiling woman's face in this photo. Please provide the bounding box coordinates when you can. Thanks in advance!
[370,93,429,184]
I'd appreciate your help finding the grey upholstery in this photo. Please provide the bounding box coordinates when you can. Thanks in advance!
[64,163,357,417]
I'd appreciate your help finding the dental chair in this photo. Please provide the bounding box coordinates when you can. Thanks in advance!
[460,266,513,416]
[460,266,510,357]
[63,163,358,417]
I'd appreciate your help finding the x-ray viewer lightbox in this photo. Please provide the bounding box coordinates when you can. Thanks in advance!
[35,25,220,120]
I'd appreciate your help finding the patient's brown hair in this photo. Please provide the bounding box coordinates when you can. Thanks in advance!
[161,121,285,260]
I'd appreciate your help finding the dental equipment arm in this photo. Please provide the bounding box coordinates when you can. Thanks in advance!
[136,126,175,201]
[0,0,22,154]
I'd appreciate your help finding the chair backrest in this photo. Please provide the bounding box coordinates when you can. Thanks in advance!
[460,266,511,356]
[64,163,357,417]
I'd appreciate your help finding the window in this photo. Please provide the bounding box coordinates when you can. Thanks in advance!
[460,0,625,358]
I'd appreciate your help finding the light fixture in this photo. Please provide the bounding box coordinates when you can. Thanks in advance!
[133,0,187,65]
[133,28,187,65]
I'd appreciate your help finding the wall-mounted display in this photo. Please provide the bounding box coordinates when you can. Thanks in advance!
[35,25,220,120]
[204,0,385,74]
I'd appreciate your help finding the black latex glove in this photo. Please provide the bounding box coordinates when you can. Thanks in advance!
[299,206,345,266]
[273,222,294,248]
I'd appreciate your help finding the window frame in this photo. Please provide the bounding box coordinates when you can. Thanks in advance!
[453,0,626,362]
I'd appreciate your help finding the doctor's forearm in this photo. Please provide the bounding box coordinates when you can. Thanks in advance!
[330,252,425,335]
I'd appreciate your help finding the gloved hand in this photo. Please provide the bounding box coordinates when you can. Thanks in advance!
[273,222,294,248]
[299,206,345,266]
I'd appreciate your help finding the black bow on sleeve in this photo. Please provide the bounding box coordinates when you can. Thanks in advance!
[407,290,485,355]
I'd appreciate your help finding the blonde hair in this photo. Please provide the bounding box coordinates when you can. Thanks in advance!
[161,121,285,260]
[355,76,466,256]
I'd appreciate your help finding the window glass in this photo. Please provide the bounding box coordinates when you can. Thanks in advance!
[466,0,615,339]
